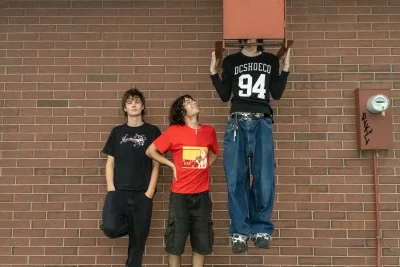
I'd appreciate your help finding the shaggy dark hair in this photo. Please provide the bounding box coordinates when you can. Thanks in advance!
[121,88,145,117]
[169,94,197,126]
[239,39,264,52]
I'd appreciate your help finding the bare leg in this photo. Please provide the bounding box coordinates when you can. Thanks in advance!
[169,254,181,267]
[192,252,205,267]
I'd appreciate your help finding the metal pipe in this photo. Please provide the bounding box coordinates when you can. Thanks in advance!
[373,149,381,267]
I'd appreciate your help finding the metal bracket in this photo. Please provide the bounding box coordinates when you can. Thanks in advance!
[214,39,293,68]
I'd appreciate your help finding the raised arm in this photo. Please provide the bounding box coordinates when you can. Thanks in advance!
[270,48,291,100]
[210,52,232,102]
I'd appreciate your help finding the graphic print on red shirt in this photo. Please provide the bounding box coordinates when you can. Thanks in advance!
[182,146,208,169]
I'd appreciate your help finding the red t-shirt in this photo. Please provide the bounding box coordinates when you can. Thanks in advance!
[153,124,219,194]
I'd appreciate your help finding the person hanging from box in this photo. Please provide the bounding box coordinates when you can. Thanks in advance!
[209,39,291,253]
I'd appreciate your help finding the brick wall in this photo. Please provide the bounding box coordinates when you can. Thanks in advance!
[0,0,399,266]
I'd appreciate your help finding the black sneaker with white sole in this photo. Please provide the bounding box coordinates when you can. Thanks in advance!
[252,233,271,248]
[231,233,249,253]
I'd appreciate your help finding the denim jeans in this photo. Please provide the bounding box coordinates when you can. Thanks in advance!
[223,116,275,237]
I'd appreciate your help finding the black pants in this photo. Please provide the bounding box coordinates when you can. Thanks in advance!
[101,190,153,267]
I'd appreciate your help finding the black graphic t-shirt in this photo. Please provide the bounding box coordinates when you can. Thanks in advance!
[210,51,289,115]
[102,123,161,191]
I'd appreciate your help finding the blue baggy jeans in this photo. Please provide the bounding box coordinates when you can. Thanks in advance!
[223,116,275,237]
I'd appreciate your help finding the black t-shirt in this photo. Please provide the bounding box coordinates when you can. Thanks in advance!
[102,123,161,191]
[211,51,289,114]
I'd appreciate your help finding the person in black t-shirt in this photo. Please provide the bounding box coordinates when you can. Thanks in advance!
[209,39,291,253]
[100,88,161,267]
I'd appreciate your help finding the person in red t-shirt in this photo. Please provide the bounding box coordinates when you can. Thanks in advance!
[146,94,219,267]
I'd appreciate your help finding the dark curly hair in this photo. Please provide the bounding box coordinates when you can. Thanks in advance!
[121,88,145,117]
[169,94,198,126]
[239,39,264,52]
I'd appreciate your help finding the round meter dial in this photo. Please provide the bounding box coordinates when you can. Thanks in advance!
[366,94,389,113]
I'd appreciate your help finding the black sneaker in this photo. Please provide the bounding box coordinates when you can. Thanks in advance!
[252,233,271,248]
[231,234,248,253]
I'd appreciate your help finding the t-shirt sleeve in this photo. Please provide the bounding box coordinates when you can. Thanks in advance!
[153,126,162,141]
[153,127,172,154]
[102,128,116,156]
[209,127,219,155]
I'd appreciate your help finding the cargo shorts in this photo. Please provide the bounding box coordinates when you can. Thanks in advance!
[164,191,214,255]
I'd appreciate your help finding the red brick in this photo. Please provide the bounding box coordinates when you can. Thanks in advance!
[372,7,400,14]
[376,73,400,80]
[47,211,79,220]
[339,6,370,13]
[3,133,34,141]
[358,14,389,22]
[340,22,371,30]
[63,255,97,264]
[12,247,44,255]
[7,66,38,74]
[290,0,322,6]
[327,48,358,56]
[0,256,28,264]
[65,219,97,229]
[45,247,78,255]
[358,31,390,39]
[334,256,372,265]
[79,247,111,255]
[29,238,63,247]
[390,15,400,22]
[1,168,33,176]
[15,176,47,185]
[30,203,63,212]
[373,22,400,30]
[29,256,62,264]
[64,238,97,247]
[359,64,391,72]
[35,116,68,125]
[34,168,66,176]
[85,109,118,117]
[66,185,98,194]
[0,75,22,82]
[5,83,36,91]
[9,33,40,41]
[18,159,49,168]
[375,56,400,64]
[294,64,326,73]
[35,150,66,158]
[0,246,11,255]
[341,40,373,48]
[50,159,82,168]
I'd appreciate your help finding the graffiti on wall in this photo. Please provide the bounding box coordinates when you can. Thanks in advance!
[361,112,373,145]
